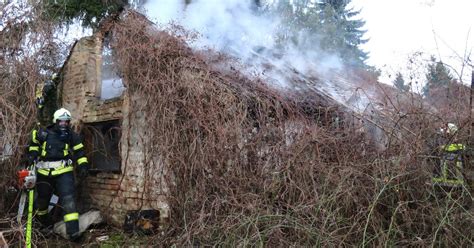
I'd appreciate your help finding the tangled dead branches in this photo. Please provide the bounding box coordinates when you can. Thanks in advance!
[1,3,77,246]
[110,13,473,246]
[1,7,472,246]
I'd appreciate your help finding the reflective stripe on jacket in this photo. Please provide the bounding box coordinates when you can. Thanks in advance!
[433,143,466,187]
[441,143,465,152]
[27,125,88,176]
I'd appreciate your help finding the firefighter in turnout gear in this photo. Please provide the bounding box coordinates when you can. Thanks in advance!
[26,108,89,240]
[432,123,466,187]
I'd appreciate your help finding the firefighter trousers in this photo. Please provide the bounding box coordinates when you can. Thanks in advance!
[35,171,79,238]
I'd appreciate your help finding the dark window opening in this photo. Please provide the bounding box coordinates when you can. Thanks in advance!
[83,120,121,172]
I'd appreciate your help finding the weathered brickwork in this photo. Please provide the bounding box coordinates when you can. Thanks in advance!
[83,97,123,123]
[59,34,169,227]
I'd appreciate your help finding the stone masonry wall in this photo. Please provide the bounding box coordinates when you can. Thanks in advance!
[60,34,169,227]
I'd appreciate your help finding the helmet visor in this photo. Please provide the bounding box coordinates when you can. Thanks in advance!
[56,112,71,121]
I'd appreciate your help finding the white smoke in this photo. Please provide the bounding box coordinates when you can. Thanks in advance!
[142,0,374,114]
[145,0,277,62]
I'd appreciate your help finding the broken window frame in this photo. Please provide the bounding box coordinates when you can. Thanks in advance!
[82,120,122,173]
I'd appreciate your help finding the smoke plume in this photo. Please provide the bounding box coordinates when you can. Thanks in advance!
[142,0,377,114]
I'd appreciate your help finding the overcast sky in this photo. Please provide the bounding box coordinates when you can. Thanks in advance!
[351,0,474,89]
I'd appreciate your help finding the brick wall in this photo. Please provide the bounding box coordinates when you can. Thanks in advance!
[61,36,101,126]
[60,34,169,227]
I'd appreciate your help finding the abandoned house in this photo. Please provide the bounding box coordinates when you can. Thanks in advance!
[52,19,338,229]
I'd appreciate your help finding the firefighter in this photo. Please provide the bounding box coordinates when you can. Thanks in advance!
[432,123,466,187]
[26,108,89,240]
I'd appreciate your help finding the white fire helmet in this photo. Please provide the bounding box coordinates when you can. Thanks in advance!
[446,123,458,134]
[53,108,72,123]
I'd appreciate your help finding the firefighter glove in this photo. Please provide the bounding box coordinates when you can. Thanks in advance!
[26,156,36,169]
[78,164,89,179]
[36,97,45,109]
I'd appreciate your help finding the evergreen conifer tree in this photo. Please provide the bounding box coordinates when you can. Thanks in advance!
[393,72,408,91]
[317,0,368,66]
[423,56,453,96]
[42,0,127,28]
[268,0,368,68]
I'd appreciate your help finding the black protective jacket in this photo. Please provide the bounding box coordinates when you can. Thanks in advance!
[27,124,88,176]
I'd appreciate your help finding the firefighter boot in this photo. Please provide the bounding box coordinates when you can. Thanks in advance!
[36,196,53,229]
[62,194,80,241]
